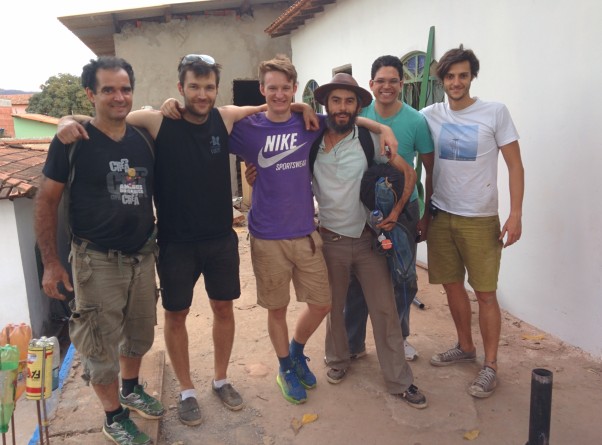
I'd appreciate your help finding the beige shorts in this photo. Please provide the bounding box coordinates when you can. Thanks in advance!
[249,231,331,309]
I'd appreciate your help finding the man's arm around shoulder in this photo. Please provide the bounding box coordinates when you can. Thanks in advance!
[126,109,163,139]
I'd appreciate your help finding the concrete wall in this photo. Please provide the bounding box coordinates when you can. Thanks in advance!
[0,200,33,331]
[114,3,291,195]
[289,0,602,358]
[114,4,291,110]
[14,198,50,338]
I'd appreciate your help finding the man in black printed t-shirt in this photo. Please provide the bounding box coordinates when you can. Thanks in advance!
[35,57,163,445]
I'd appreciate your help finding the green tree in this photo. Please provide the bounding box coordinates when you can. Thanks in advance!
[26,73,94,118]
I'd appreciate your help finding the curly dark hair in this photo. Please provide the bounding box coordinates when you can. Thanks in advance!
[81,57,135,92]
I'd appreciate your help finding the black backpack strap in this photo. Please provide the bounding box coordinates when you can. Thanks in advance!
[310,126,375,173]
[357,126,375,168]
[130,124,155,159]
[309,128,327,174]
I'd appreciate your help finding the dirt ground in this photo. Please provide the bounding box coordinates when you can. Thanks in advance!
[33,224,602,444]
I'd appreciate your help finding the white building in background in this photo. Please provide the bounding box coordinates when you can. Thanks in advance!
[268,0,602,358]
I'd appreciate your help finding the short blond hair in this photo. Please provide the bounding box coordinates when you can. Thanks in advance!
[258,54,297,85]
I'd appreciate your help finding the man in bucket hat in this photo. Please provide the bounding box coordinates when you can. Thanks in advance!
[311,73,428,408]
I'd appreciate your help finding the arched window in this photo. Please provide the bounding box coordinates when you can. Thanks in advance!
[401,51,444,110]
[302,79,323,114]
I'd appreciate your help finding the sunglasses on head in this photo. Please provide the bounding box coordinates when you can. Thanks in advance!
[180,54,216,67]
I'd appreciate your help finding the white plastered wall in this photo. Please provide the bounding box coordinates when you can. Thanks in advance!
[289,0,602,358]
[0,200,32,329]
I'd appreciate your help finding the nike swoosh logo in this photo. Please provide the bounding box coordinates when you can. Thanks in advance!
[257,142,306,168]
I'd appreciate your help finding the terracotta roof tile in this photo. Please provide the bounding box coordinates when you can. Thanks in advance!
[0,94,34,105]
[12,113,60,125]
[0,141,50,200]
[265,0,336,37]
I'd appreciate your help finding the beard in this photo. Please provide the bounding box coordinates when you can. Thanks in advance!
[184,97,215,119]
[326,111,358,134]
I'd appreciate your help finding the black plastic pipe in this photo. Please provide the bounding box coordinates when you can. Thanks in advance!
[526,368,553,445]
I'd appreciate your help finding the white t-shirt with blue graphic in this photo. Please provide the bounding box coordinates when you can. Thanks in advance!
[421,98,519,217]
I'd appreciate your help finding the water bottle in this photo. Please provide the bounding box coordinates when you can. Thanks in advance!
[45,337,61,422]
[369,210,383,229]
[0,345,19,433]
[0,323,31,401]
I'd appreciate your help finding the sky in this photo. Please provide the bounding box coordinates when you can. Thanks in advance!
[2,1,182,92]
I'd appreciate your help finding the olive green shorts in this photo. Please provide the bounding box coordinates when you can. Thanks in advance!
[427,211,502,292]
[68,241,158,385]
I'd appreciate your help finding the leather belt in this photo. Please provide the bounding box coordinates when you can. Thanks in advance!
[72,236,111,254]
[318,225,371,238]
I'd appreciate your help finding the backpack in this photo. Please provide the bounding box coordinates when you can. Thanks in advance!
[309,126,375,173]
[360,159,416,282]
[372,177,416,281]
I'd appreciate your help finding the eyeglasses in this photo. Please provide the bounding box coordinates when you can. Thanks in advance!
[179,54,216,67]
[372,78,401,86]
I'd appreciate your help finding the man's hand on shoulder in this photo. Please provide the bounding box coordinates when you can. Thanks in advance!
[291,102,320,131]
[57,116,90,144]
[160,98,185,119]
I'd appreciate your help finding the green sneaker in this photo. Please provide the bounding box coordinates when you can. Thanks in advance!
[103,408,151,445]
[120,384,165,419]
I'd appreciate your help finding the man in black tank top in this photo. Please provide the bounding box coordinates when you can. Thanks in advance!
[36,57,162,445]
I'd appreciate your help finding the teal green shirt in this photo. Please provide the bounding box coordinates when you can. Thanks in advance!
[360,102,434,202]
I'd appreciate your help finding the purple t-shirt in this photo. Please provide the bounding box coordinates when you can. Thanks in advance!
[230,112,325,239]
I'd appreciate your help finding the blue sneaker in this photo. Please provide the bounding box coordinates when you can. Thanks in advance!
[291,354,317,389]
[276,369,307,404]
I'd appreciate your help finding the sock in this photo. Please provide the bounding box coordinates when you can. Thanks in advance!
[213,378,228,389]
[181,388,197,401]
[278,355,293,373]
[106,406,124,425]
[121,377,139,397]
[289,338,305,358]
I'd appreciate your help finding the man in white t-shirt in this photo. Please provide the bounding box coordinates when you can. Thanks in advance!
[421,46,524,398]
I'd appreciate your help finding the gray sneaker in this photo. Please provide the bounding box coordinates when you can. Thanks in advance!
[430,343,476,367]
[120,384,165,419]
[468,366,497,398]
[103,408,151,445]
[326,368,347,384]
[178,396,202,426]
[395,384,428,409]
[212,382,244,411]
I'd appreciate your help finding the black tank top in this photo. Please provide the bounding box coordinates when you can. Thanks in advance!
[154,109,232,242]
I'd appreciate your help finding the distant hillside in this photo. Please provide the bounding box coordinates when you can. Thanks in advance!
[0,88,35,94]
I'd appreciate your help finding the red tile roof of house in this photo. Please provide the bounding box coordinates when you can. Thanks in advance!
[12,114,60,125]
[0,139,51,200]
[0,94,34,105]
[265,0,336,37]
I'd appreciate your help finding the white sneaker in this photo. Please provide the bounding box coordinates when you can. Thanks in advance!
[404,340,418,361]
